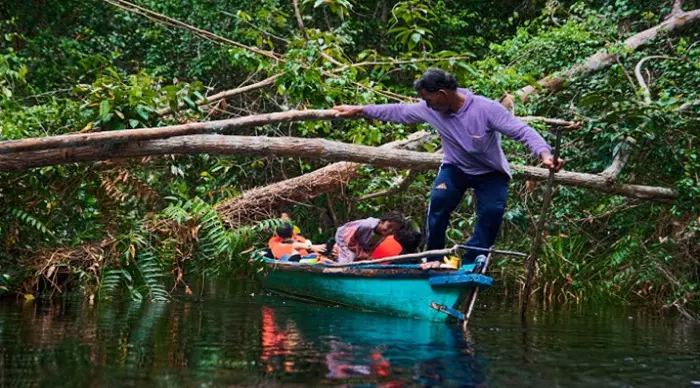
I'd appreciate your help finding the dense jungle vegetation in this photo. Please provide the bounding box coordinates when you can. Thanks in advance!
[0,0,698,317]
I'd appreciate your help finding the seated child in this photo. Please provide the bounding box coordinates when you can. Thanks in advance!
[372,227,423,260]
[268,224,326,262]
[334,213,405,264]
[280,212,301,235]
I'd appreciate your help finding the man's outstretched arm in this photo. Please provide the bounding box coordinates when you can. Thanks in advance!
[487,102,565,171]
[333,102,428,124]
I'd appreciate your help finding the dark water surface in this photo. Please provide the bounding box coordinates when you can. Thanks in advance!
[1,279,699,387]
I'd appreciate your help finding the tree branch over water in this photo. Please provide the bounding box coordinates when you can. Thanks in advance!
[0,134,679,201]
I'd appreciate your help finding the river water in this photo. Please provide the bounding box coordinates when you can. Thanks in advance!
[0,279,698,387]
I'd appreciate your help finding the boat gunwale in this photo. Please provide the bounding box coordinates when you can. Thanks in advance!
[262,259,470,279]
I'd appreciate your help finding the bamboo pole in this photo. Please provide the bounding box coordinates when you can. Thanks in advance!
[329,245,525,268]
[520,129,563,318]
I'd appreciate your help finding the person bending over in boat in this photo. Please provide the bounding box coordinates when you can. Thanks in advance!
[268,224,326,262]
[333,68,564,268]
[334,213,405,263]
[372,226,423,260]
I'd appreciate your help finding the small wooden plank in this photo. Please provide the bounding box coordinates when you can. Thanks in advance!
[428,273,494,289]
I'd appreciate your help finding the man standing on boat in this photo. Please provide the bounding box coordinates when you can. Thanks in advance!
[333,68,564,268]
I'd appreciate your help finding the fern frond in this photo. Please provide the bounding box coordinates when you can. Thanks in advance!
[135,249,170,302]
[99,169,159,206]
[9,208,55,239]
[98,268,131,300]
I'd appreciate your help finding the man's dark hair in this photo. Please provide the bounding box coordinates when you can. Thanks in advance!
[413,68,459,93]
[379,213,406,227]
[275,223,294,239]
[395,227,422,254]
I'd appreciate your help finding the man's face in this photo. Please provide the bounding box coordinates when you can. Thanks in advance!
[418,89,451,113]
[376,221,401,236]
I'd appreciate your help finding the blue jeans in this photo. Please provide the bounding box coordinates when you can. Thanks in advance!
[425,164,509,263]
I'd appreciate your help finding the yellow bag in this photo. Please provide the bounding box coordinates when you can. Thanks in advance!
[441,255,460,269]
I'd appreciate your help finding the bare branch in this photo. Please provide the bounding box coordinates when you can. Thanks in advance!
[103,0,281,61]
[500,93,516,113]
[600,136,636,183]
[0,108,587,155]
[519,116,581,129]
[215,131,437,225]
[0,135,679,201]
[634,56,678,104]
[677,99,700,111]
[0,110,343,155]
[665,0,684,20]
[291,0,308,41]
[351,81,418,102]
[156,74,282,117]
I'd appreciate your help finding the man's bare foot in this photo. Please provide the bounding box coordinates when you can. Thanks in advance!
[420,261,441,270]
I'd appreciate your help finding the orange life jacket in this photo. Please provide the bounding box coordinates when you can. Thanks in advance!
[268,235,309,259]
[372,235,402,259]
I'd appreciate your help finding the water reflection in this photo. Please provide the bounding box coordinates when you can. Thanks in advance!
[0,279,698,387]
[258,300,484,386]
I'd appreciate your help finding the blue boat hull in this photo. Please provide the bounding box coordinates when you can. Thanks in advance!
[259,258,493,322]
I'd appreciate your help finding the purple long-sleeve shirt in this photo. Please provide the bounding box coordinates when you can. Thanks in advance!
[334,217,384,263]
[363,89,551,177]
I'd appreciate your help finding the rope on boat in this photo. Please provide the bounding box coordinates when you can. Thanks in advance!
[328,245,525,268]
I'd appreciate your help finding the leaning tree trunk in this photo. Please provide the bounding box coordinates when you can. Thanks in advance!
[214,132,436,225]
[517,8,700,102]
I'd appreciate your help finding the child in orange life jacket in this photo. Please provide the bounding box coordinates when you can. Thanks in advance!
[268,223,326,262]
[372,226,423,262]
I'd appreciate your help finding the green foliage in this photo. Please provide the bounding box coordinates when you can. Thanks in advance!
[302,0,354,19]
[388,0,438,52]
[134,249,169,302]
[160,198,282,279]
[8,208,55,241]
[98,268,130,300]
[75,67,205,131]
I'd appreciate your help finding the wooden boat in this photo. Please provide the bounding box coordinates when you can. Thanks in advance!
[255,248,500,323]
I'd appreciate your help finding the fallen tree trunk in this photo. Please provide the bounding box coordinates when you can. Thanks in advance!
[0,110,341,155]
[517,8,700,102]
[0,109,579,155]
[0,135,679,202]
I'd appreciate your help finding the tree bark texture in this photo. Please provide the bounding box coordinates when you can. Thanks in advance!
[0,110,342,155]
[0,134,678,202]
[0,109,581,155]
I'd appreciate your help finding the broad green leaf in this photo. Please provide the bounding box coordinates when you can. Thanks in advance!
[99,100,112,120]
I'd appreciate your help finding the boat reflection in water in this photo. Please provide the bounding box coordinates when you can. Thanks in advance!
[259,298,487,386]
